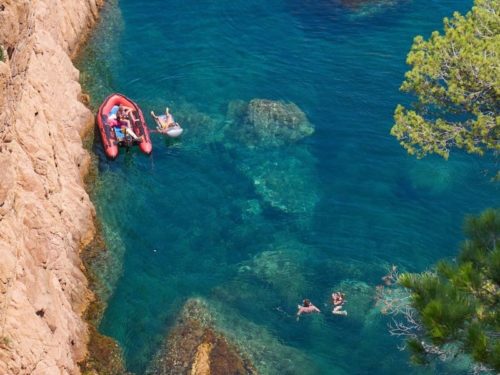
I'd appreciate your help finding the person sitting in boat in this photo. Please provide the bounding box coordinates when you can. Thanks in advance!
[117,104,143,141]
[296,299,320,320]
[331,292,347,316]
[150,107,178,131]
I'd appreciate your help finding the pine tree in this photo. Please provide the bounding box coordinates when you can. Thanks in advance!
[399,209,500,371]
[391,0,499,159]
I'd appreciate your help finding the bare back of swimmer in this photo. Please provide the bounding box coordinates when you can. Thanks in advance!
[297,299,320,319]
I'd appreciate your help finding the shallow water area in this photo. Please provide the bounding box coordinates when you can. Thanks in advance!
[77,0,497,373]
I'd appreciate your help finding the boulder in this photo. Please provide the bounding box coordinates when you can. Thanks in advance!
[227,99,314,148]
[146,299,256,375]
[243,250,307,304]
[147,298,319,375]
[238,147,319,214]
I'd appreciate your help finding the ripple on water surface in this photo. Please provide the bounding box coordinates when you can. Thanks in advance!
[77,0,497,373]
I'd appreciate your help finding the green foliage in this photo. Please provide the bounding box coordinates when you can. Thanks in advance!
[391,0,500,159]
[399,209,500,371]
[0,45,3,62]
[407,339,428,365]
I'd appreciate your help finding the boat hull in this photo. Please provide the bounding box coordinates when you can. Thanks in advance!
[96,93,153,159]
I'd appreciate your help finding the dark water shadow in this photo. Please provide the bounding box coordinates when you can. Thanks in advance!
[285,0,411,40]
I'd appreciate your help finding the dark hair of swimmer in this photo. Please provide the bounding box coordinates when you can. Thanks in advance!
[303,299,311,307]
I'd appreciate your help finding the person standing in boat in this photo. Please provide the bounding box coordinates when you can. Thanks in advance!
[150,107,177,131]
[117,104,143,141]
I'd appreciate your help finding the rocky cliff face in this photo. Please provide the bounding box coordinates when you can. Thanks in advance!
[0,0,101,374]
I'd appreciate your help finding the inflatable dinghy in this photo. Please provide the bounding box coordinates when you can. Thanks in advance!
[97,93,153,159]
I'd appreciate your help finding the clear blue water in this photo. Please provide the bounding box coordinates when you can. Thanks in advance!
[77,0,498,373]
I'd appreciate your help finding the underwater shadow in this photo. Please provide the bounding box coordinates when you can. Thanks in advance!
[284,0,410,40]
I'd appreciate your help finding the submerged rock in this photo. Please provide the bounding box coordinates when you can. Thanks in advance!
[147,298,319,375]
[239,199,263,221]
[340,0,399,10]
[226,99,318,216]
[240,249,307,303]
[236,239,313,303]
[238,147,319,214]
[146,299,256,375]
[227,99,314,148]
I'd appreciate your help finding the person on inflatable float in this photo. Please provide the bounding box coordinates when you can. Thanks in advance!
[150,107,178,131]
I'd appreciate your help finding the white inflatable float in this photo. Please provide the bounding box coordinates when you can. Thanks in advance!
[152,112,184,138]
[163,125,183,138]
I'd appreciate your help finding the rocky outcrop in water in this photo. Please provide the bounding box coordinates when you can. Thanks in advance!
[0,0,101,373]
[148,298,320,375]
[146,299,257,375]
[227,99,314,148]
[226,99,318,215]
[237,147,319,214]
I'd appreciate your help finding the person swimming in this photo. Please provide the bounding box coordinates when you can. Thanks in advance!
[331,292,347,316]
[296,299,321,320]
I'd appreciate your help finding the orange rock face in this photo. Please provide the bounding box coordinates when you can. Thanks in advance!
[0,0,102,374]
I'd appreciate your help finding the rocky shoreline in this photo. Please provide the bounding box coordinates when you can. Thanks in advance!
[0,1,104,373]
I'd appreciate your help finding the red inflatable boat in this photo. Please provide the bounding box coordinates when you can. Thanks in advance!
[96,93,153,159]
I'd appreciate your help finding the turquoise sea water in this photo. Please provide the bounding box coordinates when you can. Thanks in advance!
[77,0,498,373]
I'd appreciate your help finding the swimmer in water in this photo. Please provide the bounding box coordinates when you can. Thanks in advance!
[331,292,348,316]
[296,299,320,320]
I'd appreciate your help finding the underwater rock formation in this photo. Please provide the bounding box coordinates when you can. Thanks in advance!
[238,147,319,214]
[146,299,256,375]
[339,0,400,10]
[148,298,319,375]
[227,99,314,148]
[226,99,318,215]
[236,240,313,303]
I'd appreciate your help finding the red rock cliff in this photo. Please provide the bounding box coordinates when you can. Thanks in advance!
[0,0,101,373]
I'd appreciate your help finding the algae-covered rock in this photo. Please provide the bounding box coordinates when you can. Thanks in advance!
[226,99,318,215]
[79,326,128,375]
[238,147,319,214]
[146,299,256,375]
[239,199,263,221]
[241,248,309,303]
[207,299,319,374]
[147,298,319,375]
[227,99,314,148]
[214,235,319,309]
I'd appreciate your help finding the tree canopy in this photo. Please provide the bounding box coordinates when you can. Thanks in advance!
[391,0,499,159]
[399,209,500,372]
